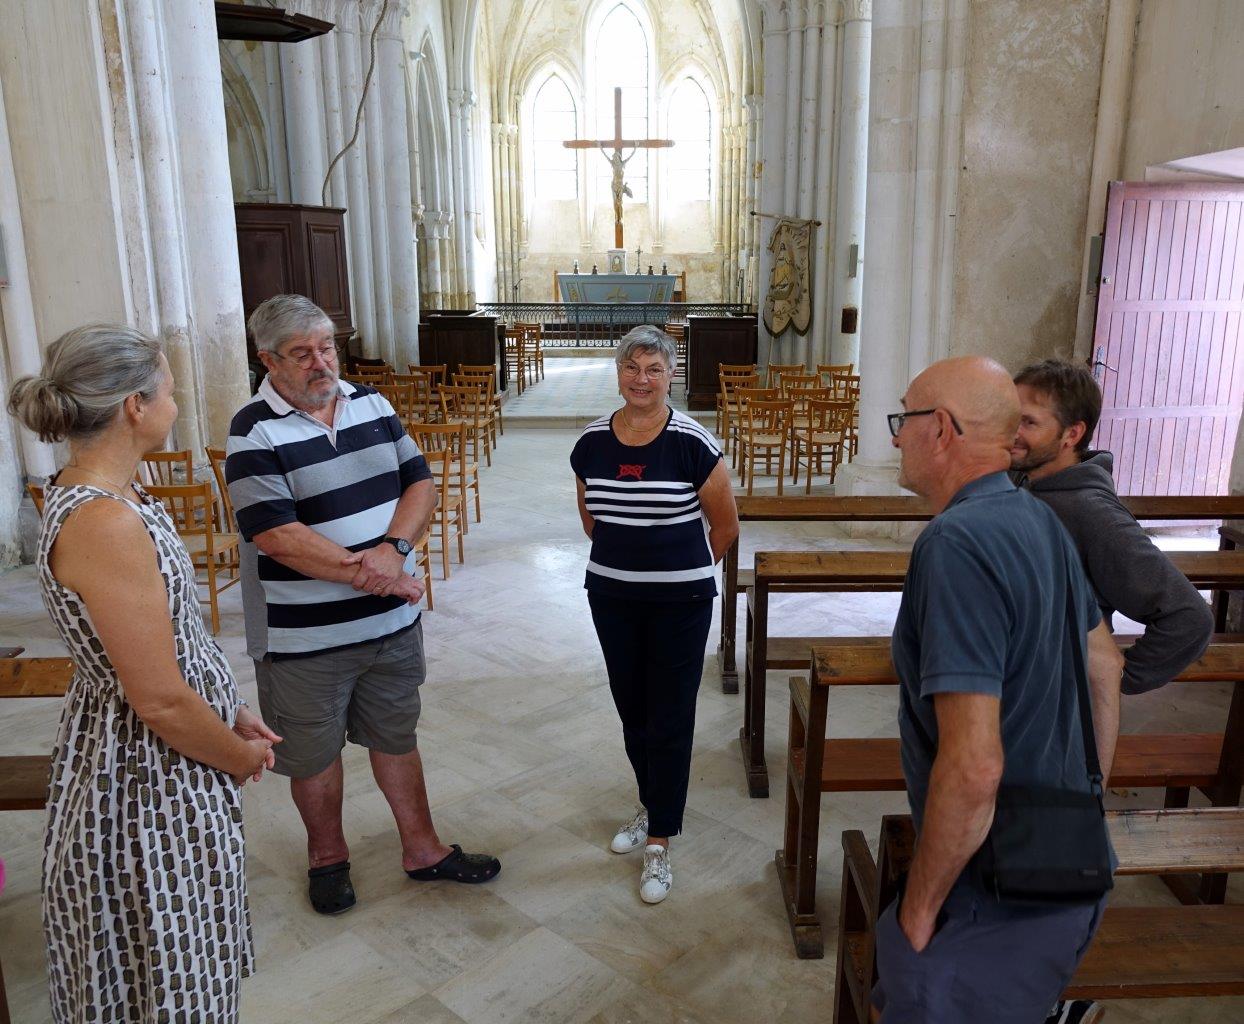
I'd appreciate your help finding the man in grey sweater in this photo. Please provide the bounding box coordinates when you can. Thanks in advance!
[1010,359,1213,695]
[1015,361,1214,1024]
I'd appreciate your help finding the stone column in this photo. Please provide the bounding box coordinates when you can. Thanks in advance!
[808,2,838,367]
[333,0,378,353]
[490,122,508,302]
[279,30,326,206]
[163,0,252,444]
[317,1,346,208]
[360,3,393,363]
[782,1,805,214]
[837,0,967,497]
[830,0,871,369]
[124,0,203,456]
[744,93,761,304]
[0,72,56,480]
[449,88,479,306]
[756,1,788,371]
[378,3,419,365]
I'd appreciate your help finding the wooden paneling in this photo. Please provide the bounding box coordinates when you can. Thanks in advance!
[686,314,758,409]
[234,203,354,371]
[1094,182,1244,495]
[419,314,500,377]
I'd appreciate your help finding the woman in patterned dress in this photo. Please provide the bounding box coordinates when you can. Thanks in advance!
[7,325,279,1023]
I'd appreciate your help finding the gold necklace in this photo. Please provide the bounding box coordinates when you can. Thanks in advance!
[620,405,667,435]
[64,464,131,494]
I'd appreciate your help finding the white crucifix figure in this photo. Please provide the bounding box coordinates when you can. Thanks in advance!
[564,87,673,250]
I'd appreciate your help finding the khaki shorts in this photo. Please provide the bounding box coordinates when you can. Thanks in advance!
[254,621,425,778]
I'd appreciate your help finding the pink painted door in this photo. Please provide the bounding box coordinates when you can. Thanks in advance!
[1093,181,1244,495]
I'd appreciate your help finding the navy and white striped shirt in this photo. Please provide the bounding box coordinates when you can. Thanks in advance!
[226,377,432,660]
[570,408,723,600]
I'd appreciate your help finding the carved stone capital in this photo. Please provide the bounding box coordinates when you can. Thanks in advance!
[841,0,871,22]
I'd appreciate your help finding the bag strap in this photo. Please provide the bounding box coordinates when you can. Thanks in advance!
[1065,571,1103,798]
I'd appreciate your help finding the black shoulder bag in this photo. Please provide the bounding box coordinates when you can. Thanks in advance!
[971,588,1114,905]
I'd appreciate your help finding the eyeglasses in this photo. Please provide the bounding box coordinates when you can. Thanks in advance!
[272,344,338,370]
[887,408,964,438]
[620,363,669,380]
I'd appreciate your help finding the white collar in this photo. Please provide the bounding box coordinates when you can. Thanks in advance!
[258,375,353,417]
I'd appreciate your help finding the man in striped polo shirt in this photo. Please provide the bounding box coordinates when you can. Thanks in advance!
[226,295,499,915]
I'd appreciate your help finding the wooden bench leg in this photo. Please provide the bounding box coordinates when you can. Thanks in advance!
[719,541,740,693]
[0,953,10,1024]
[834,830,880,1024]
[777,674,829,958]
[739,582,769,797]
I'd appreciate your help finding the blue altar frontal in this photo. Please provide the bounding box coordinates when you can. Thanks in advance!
[557,273,678,322]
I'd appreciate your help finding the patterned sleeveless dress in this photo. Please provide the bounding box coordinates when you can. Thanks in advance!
[37,482,253,1023]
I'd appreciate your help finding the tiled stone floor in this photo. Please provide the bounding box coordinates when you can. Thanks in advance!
[0,424,1239,1023]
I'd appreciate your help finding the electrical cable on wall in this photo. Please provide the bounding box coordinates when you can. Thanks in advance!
[321,0,390,206]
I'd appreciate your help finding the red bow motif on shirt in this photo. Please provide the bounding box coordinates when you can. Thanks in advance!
[616,464,646,480]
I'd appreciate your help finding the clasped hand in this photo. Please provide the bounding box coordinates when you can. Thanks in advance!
[232,705,281,785]
[341,542,425,604]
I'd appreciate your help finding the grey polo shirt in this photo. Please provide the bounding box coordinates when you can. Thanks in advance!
[891,472,1102,834]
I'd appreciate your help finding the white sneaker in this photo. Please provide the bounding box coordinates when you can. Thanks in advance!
[610,807,649,853]
[639,844,672,904]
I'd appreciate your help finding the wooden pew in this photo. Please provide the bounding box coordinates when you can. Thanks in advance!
[740,547,1244,798]
[718,494,1244,691]
[781,641,1244,958]
[834,809,1244,1022]
[0,657,73,812]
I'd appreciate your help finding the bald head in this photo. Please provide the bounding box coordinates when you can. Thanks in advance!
[907,357,1020,445]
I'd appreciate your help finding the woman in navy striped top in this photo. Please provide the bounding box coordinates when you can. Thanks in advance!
[570,326,738,905]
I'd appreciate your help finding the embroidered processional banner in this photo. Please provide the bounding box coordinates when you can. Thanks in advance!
[762,218,813,336]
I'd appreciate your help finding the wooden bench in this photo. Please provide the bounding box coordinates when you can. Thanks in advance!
[834,808,1244,1022]
[780,641,1244,958]
[739,547,1244,798]
[718,494,1244,691]
[0,656,74,812]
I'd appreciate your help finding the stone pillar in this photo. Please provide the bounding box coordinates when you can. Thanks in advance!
[756,1,788,371]
[830,0,871,370]
[378,4,419,365]
[279,32,326,206]
[449,88,479,306]
[124,0,204,457]
[163,0,252,444]
[360,5,393,363]
[744,93,761,304]
[490,122,508,302]
[809,2,838,367]
[0,72,56,480]
[317,2,346,208]
[332,0,378,353]
[782,2,805,215]
[838,0,967,497]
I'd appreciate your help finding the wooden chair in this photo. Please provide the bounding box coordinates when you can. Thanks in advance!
[729,386,779,461]
[0,656,74,812]
[525,321,546,381]
[506,324,540,393]
[766,362,806,389]
[375,381,420,426]
[440,384,493,467]
[141,449,194,487]
[737,399,794,496]
[453,371,499,451]
[816,362,854,384]
[407,364,448,394]
[145,482,239,635]
[393,372,441,423]
[792,399,853,491]
[664,322,688,386]
[778,372,820,395]
[26,483,45,515]
[203,446,241,587]
[461,363,504,438]
[411,423,467,578]
[409,418,481,532]
[833,809,1244,1019]
[717,369,759,457]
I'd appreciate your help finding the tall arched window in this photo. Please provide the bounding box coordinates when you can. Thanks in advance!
[665,76,712,202]
[531,74,578,200]
[593,3,650,201]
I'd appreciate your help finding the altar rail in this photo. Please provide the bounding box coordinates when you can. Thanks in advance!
[475,302,752,347]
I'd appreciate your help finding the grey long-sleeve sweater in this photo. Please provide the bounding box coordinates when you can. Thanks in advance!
[1021,451,1214,694]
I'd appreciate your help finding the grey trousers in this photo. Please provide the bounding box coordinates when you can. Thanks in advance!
[873,884,1107,1024]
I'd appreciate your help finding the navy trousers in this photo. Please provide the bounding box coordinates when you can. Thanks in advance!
[588,593,713,838]
[873,883,1107,1023]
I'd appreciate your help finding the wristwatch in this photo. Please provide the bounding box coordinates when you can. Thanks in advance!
[383,536,413,556]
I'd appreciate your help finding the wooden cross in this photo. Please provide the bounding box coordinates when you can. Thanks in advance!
[564,87,673,250]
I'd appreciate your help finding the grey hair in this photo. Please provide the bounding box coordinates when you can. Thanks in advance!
[7,324,163,444]
[615,326,677,373]
[248,294,334,354]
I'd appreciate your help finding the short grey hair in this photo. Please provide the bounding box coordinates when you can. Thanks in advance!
[615,326,677,373]
[248,294,334,354]
[7,324,163,444]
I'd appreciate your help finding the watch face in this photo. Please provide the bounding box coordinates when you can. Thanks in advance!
[388,537,412,556]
